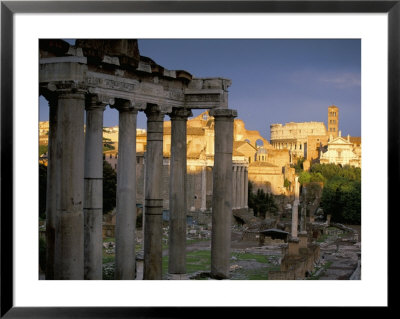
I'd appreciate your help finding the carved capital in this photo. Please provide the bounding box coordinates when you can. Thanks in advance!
[209,108,237,119]
[169,107,193,120]
[112,98,138,113]
[144,104,164,121]
[46,81,87,100]
[85,94,108,111]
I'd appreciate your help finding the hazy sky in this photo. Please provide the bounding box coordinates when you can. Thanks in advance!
[39,39,361,141]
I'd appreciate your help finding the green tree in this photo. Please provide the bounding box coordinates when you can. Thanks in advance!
[284,178,291,190]
[248,183,277,218]
[298,171,311,185]
[292,157,305,174]
[320,176,361,224]
[39,145,48,157]
[103,160,117,214]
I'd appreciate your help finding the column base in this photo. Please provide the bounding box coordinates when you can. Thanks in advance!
[166,273,189,280]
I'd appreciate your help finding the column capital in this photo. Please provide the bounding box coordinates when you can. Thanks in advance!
[169,107,193,120]
[209,108,237,119]
[46,81,87,99]
[112,98,139,113]
[85,94,108,111]
[145,104,165,121]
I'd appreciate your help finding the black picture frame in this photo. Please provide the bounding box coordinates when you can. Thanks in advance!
[1,1,395,317]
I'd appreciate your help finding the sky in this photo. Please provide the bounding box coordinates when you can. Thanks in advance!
[39,39,361,141]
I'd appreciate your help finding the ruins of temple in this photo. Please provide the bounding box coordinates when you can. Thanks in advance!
[39,39,237,280]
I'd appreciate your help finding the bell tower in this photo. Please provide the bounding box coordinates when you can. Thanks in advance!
[328,105,339,138]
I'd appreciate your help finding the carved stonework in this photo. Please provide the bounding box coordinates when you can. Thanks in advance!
[169,108,193,120]
[209,108,237,118]
[112,98,138,113]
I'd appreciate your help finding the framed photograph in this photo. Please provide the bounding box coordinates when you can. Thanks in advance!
[1,0,395,316]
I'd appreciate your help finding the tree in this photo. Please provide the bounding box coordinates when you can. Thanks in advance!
[320,176,361,224]
[248,183,278,218]
[103,160,117,214]
[39,145,48,157]
[292,157,305,174]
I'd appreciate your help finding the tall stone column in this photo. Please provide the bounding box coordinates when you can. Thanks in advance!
[232,165,237,210]
[168,108,192,276]
[144,104,164,280]
[114,99,138,280]
[244,167,248,209]
[238,166,244,209]
[209,108,237,279]
[45,94,58,280]
[54,86,86,280]
[291,176,300,239]
[201,165,207,212]
[83,95,106,280]
[235,167,241,209]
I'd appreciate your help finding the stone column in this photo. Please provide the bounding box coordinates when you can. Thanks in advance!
[45,94,58,280]
[168,108,192,276]
[244,166,248,208]
[236,166,241,209]
[241,166,245,208]
[201,165,207,212]
[236,166,242,209]
[114,99,138,280]
[54,86,86,280]
[144,104,164,280]
[291,176,299,239]
[232,165,237,210]
[83,95,106,280]
[209,108,237,279]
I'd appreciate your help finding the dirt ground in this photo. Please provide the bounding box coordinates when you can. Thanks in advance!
[179,225,361,280]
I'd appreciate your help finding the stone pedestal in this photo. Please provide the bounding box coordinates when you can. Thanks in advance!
[83,96,105,280]
[114,100,138,280]
[288,238,300,256]
[209,108,237,279]
[144,104,164,280]
[54,89,86,280]
[168,108,192,275]
[298,231,308,249]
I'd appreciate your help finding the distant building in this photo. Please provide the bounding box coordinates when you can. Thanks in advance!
[269,105,361,168]
[327,105,339,138]
[320,132,361,167]
[270,121,327,158]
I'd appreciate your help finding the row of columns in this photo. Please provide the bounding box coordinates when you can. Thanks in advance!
[45,86,237,280]
[273,141,304,151]
[232,165,248,210]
